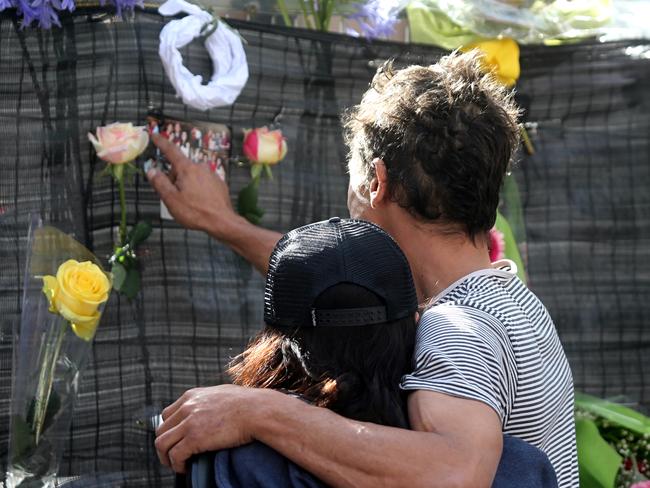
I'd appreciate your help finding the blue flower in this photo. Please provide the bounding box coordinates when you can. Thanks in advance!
[100,0,142,17]
[14,0,63,28]
[10,0,143,28]
[0,0,16,12]
[347,0,399,40]
[52,0,75,12]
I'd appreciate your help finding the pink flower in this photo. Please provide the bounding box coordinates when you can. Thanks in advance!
[88,122,149,165]
[242,127,287,165]
[489,227,506,262]
[631,482,650,488]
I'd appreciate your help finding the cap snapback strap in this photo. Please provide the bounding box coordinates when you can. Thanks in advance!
[310,306,387,327]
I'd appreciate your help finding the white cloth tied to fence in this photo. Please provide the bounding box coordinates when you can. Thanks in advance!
[158,0,249,111]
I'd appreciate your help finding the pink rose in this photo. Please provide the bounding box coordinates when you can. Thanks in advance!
[88,122,149,165]
[489,227,506,262]
[242,127,287,165]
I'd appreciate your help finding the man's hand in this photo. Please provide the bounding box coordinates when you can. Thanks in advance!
[147,133,282,274]
[155,385,263,473]
[147,134,236,239]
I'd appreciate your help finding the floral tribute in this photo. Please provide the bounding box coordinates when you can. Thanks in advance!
[575,392,650,488]
[89,122,152,299]
[238,127,288,224]
[0,0,142,28]
[7,224,112,488]
[242,127,287,166]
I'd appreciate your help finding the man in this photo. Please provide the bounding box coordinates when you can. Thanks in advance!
[149,51,578,487]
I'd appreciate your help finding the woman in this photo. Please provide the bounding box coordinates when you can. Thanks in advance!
[183,218,557,488]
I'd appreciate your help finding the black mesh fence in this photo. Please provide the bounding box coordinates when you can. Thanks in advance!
[0,9,649,486]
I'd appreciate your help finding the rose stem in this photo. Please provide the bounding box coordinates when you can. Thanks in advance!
[32,320,67,444]
[113,164,127,245]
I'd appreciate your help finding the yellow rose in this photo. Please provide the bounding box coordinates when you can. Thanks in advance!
[462,38,520,87]
[88,122,149,165]
[42,260,111,341]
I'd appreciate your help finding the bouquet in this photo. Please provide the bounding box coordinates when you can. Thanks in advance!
[6,220,112,488]
[576,392,650,488]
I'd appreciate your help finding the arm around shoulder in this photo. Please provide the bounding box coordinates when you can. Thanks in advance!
[251,388,502,488]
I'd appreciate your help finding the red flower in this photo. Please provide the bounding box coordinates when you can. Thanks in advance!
[242,127,287,165]
[489,228,506,262]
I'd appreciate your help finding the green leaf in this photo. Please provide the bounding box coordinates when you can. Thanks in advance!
[244,213,263,225]
[124,162,142,184]
[495,211,527,283]
[576,417,622,488]
[112,163,124,183]
[575,392,650,437]
[276,0,292,26]
[237,180,265,224]
[25,391,61,434]
[263,164,273,180]
[111,262,127,291]
[98,165,113,179]
[10,415,35,466]
[501,174,526,245]
[251,164,263,180]
[128,221,152,248]
[120,267,142,300]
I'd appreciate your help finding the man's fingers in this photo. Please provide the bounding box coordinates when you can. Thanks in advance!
[154,433,172,468]
[154,421,185,469]
[157,403,188,439]
[152,133,192,172]
[160,388,198,422]
[168,438,194,474]
[147,167,179,204]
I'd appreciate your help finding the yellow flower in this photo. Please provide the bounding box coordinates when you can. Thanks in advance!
[462,38,520,87]
[42,260,111,341]
[88,122,149,165]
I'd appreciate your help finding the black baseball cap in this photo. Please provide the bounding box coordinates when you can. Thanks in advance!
[264,217,418,328]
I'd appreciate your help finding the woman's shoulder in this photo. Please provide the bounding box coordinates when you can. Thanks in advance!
[187,442,326,488]
[216,442,326,488]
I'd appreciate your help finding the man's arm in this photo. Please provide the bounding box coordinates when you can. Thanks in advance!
[155,386,502,488]
[147,134,281,274]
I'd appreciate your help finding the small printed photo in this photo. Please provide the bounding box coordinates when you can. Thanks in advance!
[145,113,231,220]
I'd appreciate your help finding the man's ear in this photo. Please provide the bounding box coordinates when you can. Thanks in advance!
[369,159,389,209]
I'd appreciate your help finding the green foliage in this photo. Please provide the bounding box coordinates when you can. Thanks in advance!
[275,0,356,31]
[109,221,151,300]
[238,177,264,225]
[495,211,526,283]
[577,417,623,488]
[576,393,650,487]
[127,221,152,248]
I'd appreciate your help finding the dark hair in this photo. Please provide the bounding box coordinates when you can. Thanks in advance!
[228,283,416,428]
[343,50,521,238]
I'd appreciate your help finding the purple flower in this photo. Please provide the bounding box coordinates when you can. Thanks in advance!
[100,0,142,17]
[52,0,75,12]
[0,0,16,12]
[14,0,63,28]
[32,0,62,28]
[347,0,399,40]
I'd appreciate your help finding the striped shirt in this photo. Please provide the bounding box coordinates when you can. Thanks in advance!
[401,260,578,487]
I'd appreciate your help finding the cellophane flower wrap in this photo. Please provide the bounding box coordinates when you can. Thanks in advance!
[6,219,112,488]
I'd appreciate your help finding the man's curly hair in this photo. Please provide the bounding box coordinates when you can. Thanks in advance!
[344,50,521,238]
